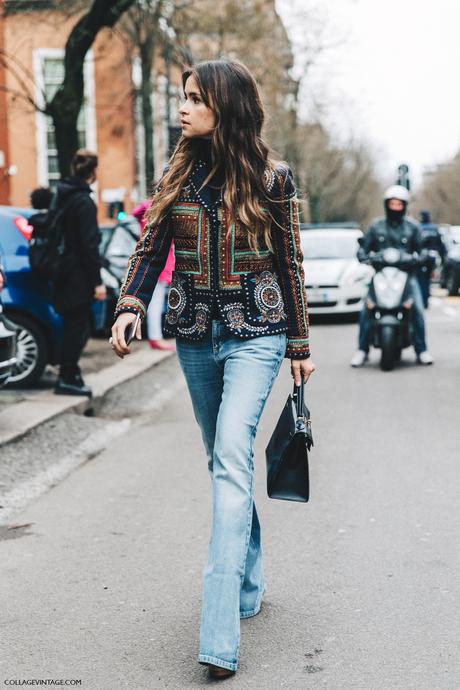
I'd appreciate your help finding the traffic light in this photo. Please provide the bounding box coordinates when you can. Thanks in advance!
[107,200,125,219]
[397,164,410,191]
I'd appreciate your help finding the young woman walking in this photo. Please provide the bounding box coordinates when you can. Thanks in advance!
[111,60,315,680]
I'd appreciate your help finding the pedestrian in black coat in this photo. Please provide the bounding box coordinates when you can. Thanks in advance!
[54,149,106,397]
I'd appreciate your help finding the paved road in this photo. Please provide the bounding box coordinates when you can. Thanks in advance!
[1,297,460,689]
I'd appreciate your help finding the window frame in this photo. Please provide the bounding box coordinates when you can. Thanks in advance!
[33,48,97,187]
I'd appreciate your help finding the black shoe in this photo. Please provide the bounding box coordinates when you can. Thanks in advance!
[208,665,235,680]
[54,378,92,397]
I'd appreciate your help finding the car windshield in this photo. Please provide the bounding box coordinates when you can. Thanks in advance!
[301,233,359,260]
[105,221,138,258]
[102,219,139,281]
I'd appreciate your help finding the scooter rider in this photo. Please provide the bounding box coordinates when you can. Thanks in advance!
[417,210,446,308]
[350,185,434,367]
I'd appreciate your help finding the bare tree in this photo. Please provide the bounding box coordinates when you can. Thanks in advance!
[48,0,136,176]
[171,0,299,161]
[120,0,169,190]
[294,121,381,226]
[1,0,136,177]
[119,0,194,190]
[415,155,460,224]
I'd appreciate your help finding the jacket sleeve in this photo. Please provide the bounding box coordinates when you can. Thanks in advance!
[75,197,102,288]
[436,229,447,259]
[357,222,379,262]
[114,215,173,320]
[413,223,424,254]
[270,166,310,360]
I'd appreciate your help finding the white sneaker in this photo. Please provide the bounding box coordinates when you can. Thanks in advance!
[350,350,368,367]
[418,351,434,365]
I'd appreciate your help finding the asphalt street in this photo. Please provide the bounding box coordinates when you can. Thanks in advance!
[1,296,460,690]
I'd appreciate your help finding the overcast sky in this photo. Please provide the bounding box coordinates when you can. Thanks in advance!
[276,0,460,188]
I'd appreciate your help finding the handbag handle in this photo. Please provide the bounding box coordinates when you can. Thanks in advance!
[292,382,304,419]
[292,382,313,447]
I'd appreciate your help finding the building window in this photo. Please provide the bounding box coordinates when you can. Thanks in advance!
[42,58,87,187]
[34,49,97,188]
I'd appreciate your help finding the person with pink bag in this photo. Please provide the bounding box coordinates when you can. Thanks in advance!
[132,201,176,350]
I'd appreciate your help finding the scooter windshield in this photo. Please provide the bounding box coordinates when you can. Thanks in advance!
[373,268,408,309]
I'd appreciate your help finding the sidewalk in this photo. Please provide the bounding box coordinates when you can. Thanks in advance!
[0,339,174,447]
[0,338,131,413]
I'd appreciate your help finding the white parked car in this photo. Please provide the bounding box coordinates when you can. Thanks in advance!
[300,228,373,314]
[441,225,460,252]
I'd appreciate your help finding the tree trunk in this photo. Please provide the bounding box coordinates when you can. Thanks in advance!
[47,0,136,178]
[309,194,321,224]
[140,39,155,192]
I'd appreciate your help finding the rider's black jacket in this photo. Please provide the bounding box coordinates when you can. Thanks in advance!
[357,216,423,269]
[419,222,446,259]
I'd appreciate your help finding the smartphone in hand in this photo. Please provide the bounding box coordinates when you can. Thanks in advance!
[125,313,141,346]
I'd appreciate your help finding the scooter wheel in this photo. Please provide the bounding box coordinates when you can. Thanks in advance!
[380,325,397,371]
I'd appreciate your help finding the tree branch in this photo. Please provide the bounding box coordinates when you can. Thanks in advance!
[0,84,46,112]
[0,49,46,111]
[47,0,136,176]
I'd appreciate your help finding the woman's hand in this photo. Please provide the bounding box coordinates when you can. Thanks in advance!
[291,358,316,386]
[110,313,142,358]
[94,284,107,301]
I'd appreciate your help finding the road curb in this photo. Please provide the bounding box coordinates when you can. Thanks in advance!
[0,348,174,448]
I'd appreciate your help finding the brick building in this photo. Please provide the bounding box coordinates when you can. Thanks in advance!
[0,4,181,218]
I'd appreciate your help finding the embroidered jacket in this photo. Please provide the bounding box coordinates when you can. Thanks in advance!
[115,160,310,359]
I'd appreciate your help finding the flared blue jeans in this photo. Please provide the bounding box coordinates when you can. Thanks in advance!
[176,321,286,671]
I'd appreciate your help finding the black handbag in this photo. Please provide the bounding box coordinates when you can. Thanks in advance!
[265,382,313,502]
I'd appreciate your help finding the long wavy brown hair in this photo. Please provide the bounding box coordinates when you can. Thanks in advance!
[145,60,279,251]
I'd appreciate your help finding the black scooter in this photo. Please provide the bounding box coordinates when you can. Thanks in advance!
[366,248,419,371]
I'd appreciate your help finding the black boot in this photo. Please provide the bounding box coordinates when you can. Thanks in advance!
[55,372,92,397]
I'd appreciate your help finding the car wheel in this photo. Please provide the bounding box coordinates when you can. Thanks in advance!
[6,314,48,387]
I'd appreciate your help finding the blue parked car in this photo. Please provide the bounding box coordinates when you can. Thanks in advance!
[0,265,18,387]
[0,205,116,387]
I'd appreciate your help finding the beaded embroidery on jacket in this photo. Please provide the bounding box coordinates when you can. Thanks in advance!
[115,160,310,358]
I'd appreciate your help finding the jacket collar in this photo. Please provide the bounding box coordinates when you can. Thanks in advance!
[188,138,226,211]
[188,159,213,211]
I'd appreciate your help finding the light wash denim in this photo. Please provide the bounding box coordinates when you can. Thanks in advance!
[176,321,286,672]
